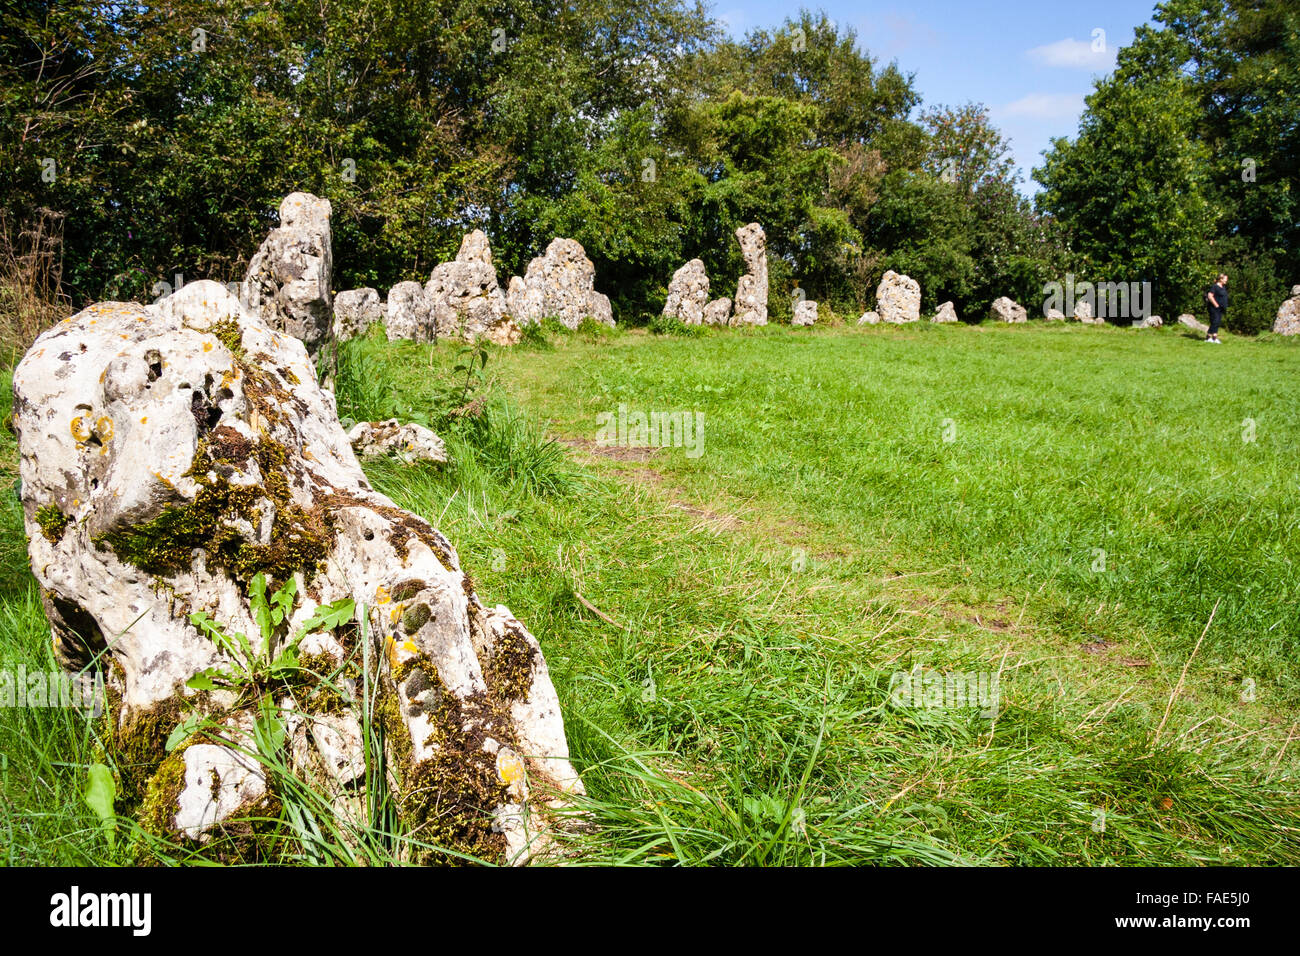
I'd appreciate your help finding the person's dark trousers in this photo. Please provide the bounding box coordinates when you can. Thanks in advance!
[1208,309,1223,336]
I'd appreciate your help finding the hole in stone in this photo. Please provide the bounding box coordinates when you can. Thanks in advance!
[363,529,374,541]
[145,351,162,382]
[191,390,222,435]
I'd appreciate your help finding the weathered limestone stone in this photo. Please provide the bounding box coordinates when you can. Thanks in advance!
[385,281,433,342]
[876,270,921,324]
[858,311,880,325]
[425,230,521,344]
[1074,300,1103,325]
[1274,289,1300,336]
[1179,313,1209,333]
[333,288,383,342]
[663,259,710,325]
[1133,314,1163,329]
[241,192,333,360]
[13,280,582,861]
[731,223,768,326]
[933,301,959,323]
[702,298,732,326]
[792,299,817,326]
[348,419,448,464]
[990,296,1028,323]
[174,739,267,841]
[1045,308,1066,321]
[507,238,614,329]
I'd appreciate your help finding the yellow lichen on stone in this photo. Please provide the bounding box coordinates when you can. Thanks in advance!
[95,417,114,442]
[70,416,92,443]
[385,634,420,671]
[496,749,527,799]
[375,585,391,605]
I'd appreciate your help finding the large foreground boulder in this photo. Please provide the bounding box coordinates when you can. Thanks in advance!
[12,281,582,862]
[1274,286,1300,335]
[989,297,1028,323]
[663,259,710,325]
[731,223,768,326]
[241,192,334,360]
[876,271,921,324]
[425,231,520,344]
[507,238,613,329]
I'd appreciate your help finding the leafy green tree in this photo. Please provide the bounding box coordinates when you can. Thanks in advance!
[1036,64,1212,319]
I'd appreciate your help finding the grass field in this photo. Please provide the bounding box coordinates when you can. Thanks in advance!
[3,317,1298,865]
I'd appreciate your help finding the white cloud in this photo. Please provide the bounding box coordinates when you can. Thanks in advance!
[1027,37,1116,70]
[1000,93,1086,121]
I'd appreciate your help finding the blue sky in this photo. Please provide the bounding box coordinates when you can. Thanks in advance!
[713,0,1161,195]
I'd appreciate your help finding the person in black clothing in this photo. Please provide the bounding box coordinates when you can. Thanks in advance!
[1205,274,1228,343]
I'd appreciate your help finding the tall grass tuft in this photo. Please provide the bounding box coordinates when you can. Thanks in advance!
[0,209,71,367]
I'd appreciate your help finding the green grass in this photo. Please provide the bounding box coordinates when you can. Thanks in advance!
[2,320,1298,865]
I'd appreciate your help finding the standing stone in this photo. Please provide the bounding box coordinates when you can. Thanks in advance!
[702,298,732,326]
[506,238,614,329]
[858,311,880,325]
[1178,313,1209,333]
[240,192,333,360]
[1274,288,1300,336]
[933,301,959,324]
[385,281,433,342]
[792,299,817,326]
[333,288,383,342]
[1074,300,1101,324]
[876,271,921,324]
[425,230,520,344]
[663,259,710,325]
[12,280,582,861]
[731,223,768,327]
[989,297,1028,323]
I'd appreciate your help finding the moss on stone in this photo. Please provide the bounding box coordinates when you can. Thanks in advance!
[210,318,244,356]
[485,625,538,702]
[138,748,188,839]
[292,651,353,716]
[34,503,70,544]
[96,431,334,586]
[113,695,186,802]
[401,602,431,635]
[400,690,512,864]
[375,687,414,785]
